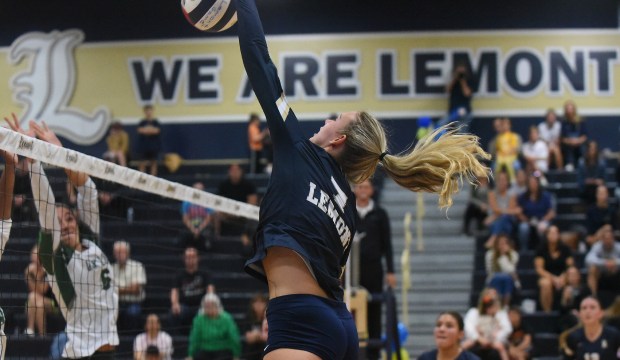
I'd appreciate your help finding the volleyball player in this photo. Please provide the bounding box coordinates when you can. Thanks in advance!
[563,296,620,360]
[6,118,119,359]
[235,1,489,359]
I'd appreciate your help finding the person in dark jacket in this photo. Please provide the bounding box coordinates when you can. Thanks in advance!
[353,179,395,360]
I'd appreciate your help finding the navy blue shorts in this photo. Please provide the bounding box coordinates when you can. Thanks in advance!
[265,294,359,360]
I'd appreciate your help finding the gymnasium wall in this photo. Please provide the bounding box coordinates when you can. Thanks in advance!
[1,0,619,159]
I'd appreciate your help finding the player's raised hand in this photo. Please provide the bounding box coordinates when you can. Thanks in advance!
[4,113,34,138]
[29,120,63,148]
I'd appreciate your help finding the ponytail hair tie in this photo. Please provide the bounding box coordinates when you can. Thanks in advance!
[379,151,389,161]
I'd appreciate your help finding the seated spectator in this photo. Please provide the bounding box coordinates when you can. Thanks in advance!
[103,121,129,167]
[112,240,147,332]
[485,234,520,307]
[417,311,480,360]
[560,100,587,171]
[585,225,620,297]
[180,182,214,252]
[561,296,620,360]
[578,141,606,204]
[463,288,512,360]
[585,185,618,248]
[170,247,214,334]
[495,118,522,183]
[484,171,519,249]
[506,307,531,360]
[216,164,257,237]
[243,293,268,360]
[538,108,563,170]
[535,225,574,312]
[521,126,549,175]
[487,118,504,164]
[559,266,591,331]
[188,293,241,360]
[134,314,174,360]
[516,173,555,251]
[464,175,490,236]
[25,244,57,335]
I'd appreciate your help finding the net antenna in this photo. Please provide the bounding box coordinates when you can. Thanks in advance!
[0,127,259,220]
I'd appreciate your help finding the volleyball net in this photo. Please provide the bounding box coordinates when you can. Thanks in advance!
[0,126,268,359]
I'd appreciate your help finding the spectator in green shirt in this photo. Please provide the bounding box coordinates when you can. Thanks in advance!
[188,293,241,360]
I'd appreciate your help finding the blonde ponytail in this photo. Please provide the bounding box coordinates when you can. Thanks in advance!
[339,112,490,208]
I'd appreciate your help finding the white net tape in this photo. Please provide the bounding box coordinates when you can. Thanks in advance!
[0,126,259,220]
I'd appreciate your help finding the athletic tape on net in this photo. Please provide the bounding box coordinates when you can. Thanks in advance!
[0,127,259,220]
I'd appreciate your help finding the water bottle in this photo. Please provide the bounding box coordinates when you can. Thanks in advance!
[127,207,134,224]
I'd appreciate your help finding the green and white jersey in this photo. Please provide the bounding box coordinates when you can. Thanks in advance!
[0,219,11,262]
[30,161,119,358]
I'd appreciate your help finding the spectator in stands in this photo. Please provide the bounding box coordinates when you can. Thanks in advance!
[585,185,618,249]
[506,307,531,360]
[538,108,563,170]
[103,121,129,167]
[112,240,147,332]
[216,164,257,237]
[170,247,215,334]
[133,314,173,360]
[484,171,519,249]
[24,244,57,336]
[464,175,490,236]
[463,288,512,360]
[485,234,520,307]
[535,225,574,312]
[487,118,504,165]
[521,126,549,175]
[248,113,267,174]
[495,118,522,183]
[243,293,268,360]
[437,61,474,132]
[418,311,480,360]
[516,172,555,251]
[180,182,214,252]
[561,296,620,360]
[12,156,36,222]
[188,293,241,360]
[578,141,606,205]
[585,225,620,297]
[560,100,588,171]
[559,266,591,331]
[510,169,527,198]
[354,179,396,360]
[137,104,162,176]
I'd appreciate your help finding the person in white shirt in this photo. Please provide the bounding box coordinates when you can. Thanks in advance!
[463,288,512,360]
[6,118,119,359]
[585,225,620,296]
[133,314,173,360]
[112,240,147,332]
[521,126,549,174]
[537,109,563,170]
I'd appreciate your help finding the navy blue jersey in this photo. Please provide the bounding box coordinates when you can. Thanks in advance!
[237,0,356,301]
[564,326,620,360]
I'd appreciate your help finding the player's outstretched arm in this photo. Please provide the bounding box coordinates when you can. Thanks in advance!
[0,150,17,263]
[236,0,301,145]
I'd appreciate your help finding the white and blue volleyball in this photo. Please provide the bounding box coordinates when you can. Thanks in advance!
[181,0,238,32]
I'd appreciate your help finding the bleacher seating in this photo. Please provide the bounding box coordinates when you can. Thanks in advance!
[470,158,619,359]
[0,162,269,359]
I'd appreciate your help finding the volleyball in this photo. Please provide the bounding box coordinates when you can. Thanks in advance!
[181,0,238,32]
